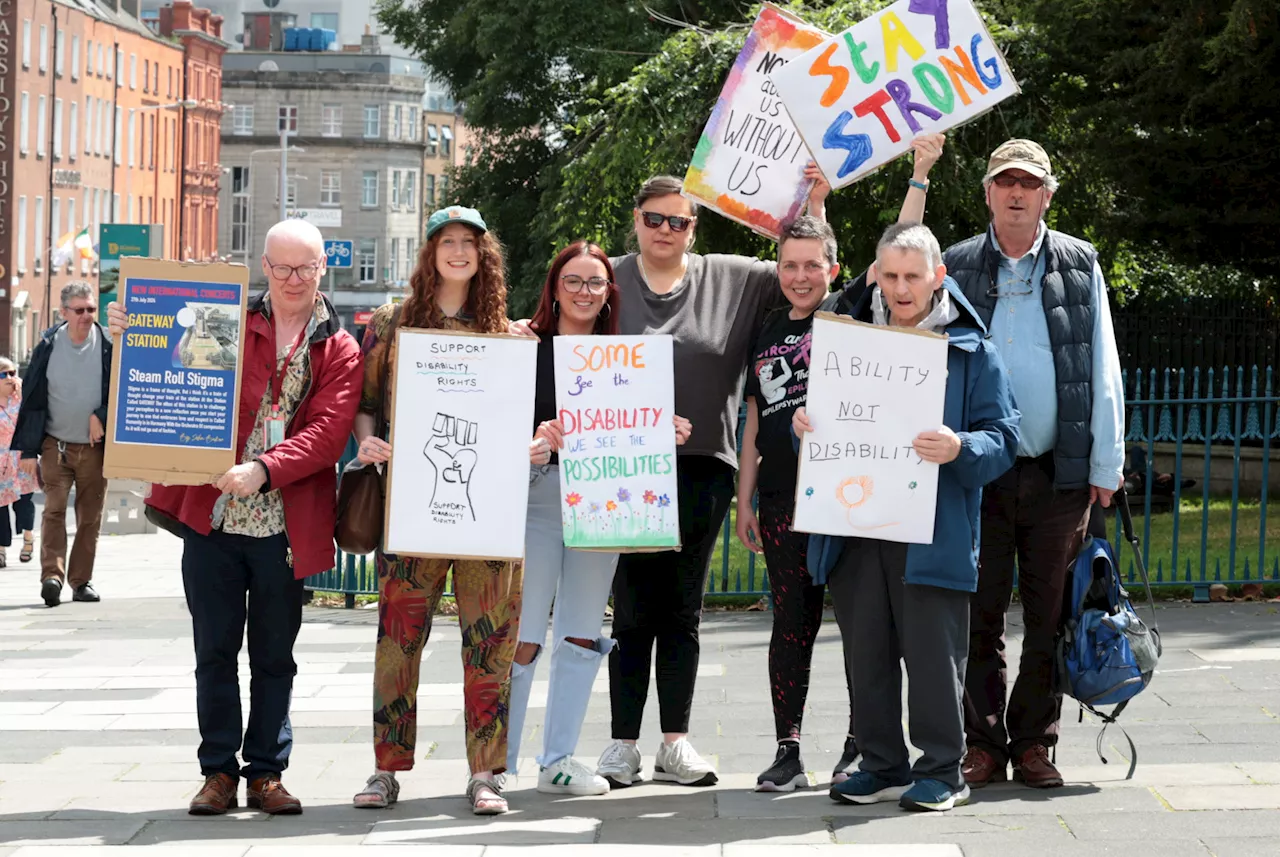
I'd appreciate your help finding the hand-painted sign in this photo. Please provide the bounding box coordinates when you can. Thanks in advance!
[771,0,1018,188]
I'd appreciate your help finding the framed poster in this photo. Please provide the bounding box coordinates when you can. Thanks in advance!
[682,4,828,238]
[553,335,679,552]
[104,258,249,485]
[793,312,948,544]
[384,327,538,560]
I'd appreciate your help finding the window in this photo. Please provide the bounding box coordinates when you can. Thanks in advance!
[53,98,63,158]
[17,197,27,271]
[84,98,92,154]
[441,125,454,158]
[39,25,47,73]
[126,193,132,224]
[363,105,380,138]
[127,110,135,166]
[278,104,298,135]
[51,198,61,250]
[167,67,173,98]
[321,104,341,137]
[71,35,80,80]
[55,30,64,75]
[424,174,435,208]
[21,21,30,69]
[311,12,339,29]
[36,95,47,156]
[233,103,253,135]
[358,239,377,284]
[426,124,438,156]
[153,62,159,94]
[19,92,29,154]
[114,107,122,165]
[99,45,106,78]
[112,193,120,220]
[276,169,298,206]
[390,169,401,208]
[143,59,150,93]
[389,238,398,284]
[33,197,43,270]
[231,167,250,253]
[66,198,76,258]
[129,54,137,89]
[116,49,123,83]
[361,170,378,207]
[404,171,416,212]
[438,173,449,204]
[86,39,93,75]
[69,102,78,161]
[391,105,401,139]
[320,170,341,206]
[409,108,419,141]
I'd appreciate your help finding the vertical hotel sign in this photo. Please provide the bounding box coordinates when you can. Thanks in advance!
[0,0,16,354]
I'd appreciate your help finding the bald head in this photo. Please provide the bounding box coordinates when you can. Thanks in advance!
[264,218,324,256]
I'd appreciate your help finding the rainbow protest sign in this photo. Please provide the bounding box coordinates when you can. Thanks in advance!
[771,0,1018,189]
[682,5,827,240]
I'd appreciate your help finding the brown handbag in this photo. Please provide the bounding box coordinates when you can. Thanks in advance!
[335,305,402,555]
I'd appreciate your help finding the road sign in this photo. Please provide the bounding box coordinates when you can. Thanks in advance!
[325,240,354,269]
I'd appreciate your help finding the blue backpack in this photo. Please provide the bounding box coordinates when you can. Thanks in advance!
[1056,489,1162,778]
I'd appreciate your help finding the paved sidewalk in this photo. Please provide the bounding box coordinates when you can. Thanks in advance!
[1,529,1279,855]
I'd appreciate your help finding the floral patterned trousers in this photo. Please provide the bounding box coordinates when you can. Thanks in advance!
[372,551,523,774]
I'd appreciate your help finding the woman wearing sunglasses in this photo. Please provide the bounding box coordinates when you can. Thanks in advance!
[0,359,38,567]
[506,241,693,795]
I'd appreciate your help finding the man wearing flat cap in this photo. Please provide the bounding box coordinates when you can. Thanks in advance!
[943,139,1124,790]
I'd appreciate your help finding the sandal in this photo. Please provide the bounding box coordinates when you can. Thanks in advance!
[466,776,508,815]
[353,771,400,808]
[20,535,33,563]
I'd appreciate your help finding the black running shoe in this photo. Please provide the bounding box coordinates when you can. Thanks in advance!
[755,742,808,793]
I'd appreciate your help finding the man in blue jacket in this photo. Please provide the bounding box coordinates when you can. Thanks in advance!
[794,223,1019,812]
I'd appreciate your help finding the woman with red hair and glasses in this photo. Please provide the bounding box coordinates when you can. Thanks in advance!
[506,241,691,795]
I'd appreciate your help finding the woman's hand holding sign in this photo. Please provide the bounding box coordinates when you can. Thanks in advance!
[530,419,565,465]
[673,414,692,446]
[356,437,392,465]
[792,406,813,436]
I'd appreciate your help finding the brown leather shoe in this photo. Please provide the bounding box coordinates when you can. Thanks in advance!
[247,774,303,815]
[1013,744,1064,788]
[962,745,1008,789]
[189,773,239,815]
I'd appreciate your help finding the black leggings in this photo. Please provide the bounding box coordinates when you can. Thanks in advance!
[758,490,854,742]
[609,456,736,737]
[0,494,36,548]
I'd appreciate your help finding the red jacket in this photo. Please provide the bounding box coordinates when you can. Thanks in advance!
[147,293,363,578]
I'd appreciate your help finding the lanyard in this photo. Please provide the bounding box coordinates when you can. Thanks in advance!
[270,326,307,411]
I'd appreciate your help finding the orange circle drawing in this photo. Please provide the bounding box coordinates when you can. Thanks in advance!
[836,476,874,508]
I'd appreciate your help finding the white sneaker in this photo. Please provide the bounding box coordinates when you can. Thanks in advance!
[596,740,643,789]
[654,738,718,787]
[538,756,610,796]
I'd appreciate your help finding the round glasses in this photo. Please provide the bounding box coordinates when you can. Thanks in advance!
[560,275,611,295]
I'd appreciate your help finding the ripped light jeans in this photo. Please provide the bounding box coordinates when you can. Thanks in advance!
[506,464,619,771]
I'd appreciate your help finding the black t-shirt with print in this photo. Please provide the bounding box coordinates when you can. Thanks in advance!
[744,308,813,497]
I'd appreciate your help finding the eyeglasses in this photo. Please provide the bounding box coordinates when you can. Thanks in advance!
[640,211,696,232]
[0,371,15,378]
[992,173,1046,190]
[987,275,1034,298]
[559,275,611,295]
[264,257,321,281]
[63,306,98,316]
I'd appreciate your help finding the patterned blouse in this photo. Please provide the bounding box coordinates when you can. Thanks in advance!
[221,297,329,538]
[0,394,39,507]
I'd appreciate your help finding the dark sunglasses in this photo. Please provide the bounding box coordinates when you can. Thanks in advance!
[992,173,1046,190]
[640,211,696,232]
[0,371,15,378]
[64,306,98,316]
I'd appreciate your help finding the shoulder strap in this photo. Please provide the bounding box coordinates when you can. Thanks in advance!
[375,305,405,440]
[1116,487,1160,638]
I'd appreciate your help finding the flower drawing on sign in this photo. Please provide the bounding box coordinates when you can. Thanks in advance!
[589,502,601,514]
[566,493,583,508]
[805,486,815,498]
[617,488,631,503]
[837,475,897,532]
[606,501,618,512]
[659,494,671,508]
[643,490,657,504]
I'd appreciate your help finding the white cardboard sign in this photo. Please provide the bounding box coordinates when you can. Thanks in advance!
[793,313,948,544]
[384,327,537,561]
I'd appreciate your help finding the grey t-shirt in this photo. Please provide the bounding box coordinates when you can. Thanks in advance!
[612,252,785,468]
[45,325,103,444]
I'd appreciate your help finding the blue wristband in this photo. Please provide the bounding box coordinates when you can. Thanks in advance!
[909,178,929,192]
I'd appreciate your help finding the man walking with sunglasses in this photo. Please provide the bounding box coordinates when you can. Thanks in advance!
[942,139,1125,789]
[14,282,113,607]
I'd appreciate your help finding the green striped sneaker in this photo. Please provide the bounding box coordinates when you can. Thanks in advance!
[538,756,610,796]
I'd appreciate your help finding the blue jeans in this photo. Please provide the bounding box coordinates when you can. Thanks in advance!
[181,527,304,780]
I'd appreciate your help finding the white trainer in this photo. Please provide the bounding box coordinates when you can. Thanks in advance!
[596,740,644,789]
[538,756,611,796]
[653,738,718,787]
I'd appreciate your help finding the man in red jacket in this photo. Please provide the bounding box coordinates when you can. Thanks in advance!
[108,219,362,816]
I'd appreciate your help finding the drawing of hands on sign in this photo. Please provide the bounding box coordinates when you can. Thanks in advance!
[424,413,480,520]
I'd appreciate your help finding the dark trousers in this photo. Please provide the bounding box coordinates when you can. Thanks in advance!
[181,527,304,780]
[0,494,36,547]
[758,490,854,742]
[965,455,1090,762]
[829,539,969,789]
[609,455,735,737]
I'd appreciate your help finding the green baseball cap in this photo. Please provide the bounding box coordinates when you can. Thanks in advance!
[426,206,488,240]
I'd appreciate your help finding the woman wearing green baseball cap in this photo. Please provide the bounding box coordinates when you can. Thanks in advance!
[351,205,520,815]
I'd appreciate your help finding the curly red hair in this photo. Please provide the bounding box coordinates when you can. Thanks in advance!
[401,225,508,334]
